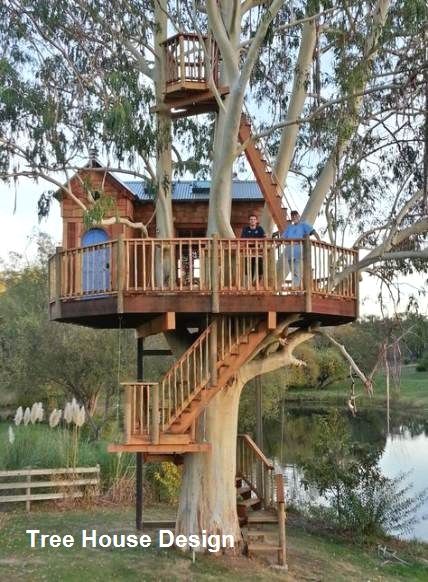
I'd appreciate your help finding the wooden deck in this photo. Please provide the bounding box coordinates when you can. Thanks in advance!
[48,237,359,329]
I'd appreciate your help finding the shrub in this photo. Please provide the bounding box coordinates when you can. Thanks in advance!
[300,411,427,540]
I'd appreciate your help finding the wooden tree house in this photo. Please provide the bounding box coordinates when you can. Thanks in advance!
[47,31,359,546]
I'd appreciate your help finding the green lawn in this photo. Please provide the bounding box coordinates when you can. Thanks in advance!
[0,506,427,581]
[285,367,428,412]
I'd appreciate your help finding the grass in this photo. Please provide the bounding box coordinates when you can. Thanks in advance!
[284,367,428,412]
[0,506,427,581]
[0,423,135,490]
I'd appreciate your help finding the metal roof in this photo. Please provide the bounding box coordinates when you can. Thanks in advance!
[124,180,264,201]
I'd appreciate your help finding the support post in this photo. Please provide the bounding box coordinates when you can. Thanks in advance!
[117,234,125,313]
[211,234,220,313]
[136,336,144,531]
[303,237,312,312]
[136,452,143,531]
[255,376,264,503]
[276,473,287,570]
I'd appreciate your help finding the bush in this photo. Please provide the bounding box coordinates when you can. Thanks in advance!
[416,355,428,372]
[300,411,427,540]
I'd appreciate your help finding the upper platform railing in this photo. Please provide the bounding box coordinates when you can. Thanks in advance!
[48,237,358,306]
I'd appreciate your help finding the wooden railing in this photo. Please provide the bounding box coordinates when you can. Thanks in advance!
[0,466,100,511]
[49,237,358,304]
[163,33,219,88]
[123,316,261,442]
[124,238,212,292]
[237,434,275,509]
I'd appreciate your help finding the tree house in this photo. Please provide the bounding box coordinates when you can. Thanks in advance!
[161,33,229,117]
[46,29,360,546]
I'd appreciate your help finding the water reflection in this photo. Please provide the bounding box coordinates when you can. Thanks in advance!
[263,408,428,541]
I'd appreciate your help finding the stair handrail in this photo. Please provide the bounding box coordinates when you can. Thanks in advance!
[237,433,275,509]
[238,434,274,470]
[159,322,214,430]
[241,104,293,213]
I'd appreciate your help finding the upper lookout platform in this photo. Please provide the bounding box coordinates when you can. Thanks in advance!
[48,236,359,331]
[161,33,229,118]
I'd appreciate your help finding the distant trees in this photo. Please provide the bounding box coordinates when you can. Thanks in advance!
[0,234,136,434]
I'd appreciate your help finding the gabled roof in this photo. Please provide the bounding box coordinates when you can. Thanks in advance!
[124,180,264,201]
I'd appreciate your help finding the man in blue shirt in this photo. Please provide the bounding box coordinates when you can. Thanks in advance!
[282,210,320,287]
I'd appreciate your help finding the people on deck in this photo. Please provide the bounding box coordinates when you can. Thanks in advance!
[282,210,320,287]
[241,214,266,285]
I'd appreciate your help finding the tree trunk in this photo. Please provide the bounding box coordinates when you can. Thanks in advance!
[175,379,244,551]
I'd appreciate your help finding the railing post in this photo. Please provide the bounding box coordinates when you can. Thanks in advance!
[151,383,160,445]
[117,234,125,313]
[354,247,360,319]
[54,247,63,301]
[209,317,218,387]
[124,386,132,444]
[276,473,287,569]
[303,237,312,312]
[179,34,185,83]
[211,234,220,313]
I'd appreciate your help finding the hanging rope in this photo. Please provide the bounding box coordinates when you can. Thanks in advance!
[347,366,357,416]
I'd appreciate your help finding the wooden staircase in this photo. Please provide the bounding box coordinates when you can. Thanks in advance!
[109,316,270,455]
[236,434,287,569]
[238,114,288,233]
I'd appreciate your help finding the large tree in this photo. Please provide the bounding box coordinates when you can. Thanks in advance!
[1,0,426,548]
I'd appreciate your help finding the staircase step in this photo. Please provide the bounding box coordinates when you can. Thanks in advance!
[237,497,261,509]
[247,514,278,524]
[237,485,252,497]
[248,543,281,553]
[245,530,266,542]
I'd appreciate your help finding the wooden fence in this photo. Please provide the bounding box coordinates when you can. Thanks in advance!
[0,466,100,511]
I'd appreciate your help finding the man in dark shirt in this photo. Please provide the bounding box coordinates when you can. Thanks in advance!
[241,214,266,285]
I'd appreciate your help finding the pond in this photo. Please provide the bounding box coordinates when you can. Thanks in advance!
[263,408,428,542]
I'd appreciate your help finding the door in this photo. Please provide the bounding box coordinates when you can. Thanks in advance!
[82,228,110,294]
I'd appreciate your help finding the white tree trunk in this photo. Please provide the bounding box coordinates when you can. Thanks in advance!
[176,380,243,549]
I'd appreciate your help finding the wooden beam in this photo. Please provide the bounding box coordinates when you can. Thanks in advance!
[267,311,277,330]
[108,443,211,454]
[136,312,176,338]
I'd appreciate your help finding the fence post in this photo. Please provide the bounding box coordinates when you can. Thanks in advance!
[276,473,287,569]
[151,383,160,445]
[211,234,220,313]
[117,235,125,313]
[26,469,31,512]
[303,237,312,312]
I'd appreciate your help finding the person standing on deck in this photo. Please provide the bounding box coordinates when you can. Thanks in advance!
[282,210,320,287]
[241,214,266,285]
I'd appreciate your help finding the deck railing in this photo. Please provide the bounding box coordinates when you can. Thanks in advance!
[163,33,219,88]
[237,434,275,509]
[48,237,358,303]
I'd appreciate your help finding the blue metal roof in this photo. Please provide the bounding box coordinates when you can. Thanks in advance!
[124,180,264,201]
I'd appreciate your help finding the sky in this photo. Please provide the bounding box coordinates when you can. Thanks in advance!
[0,176,426,317]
